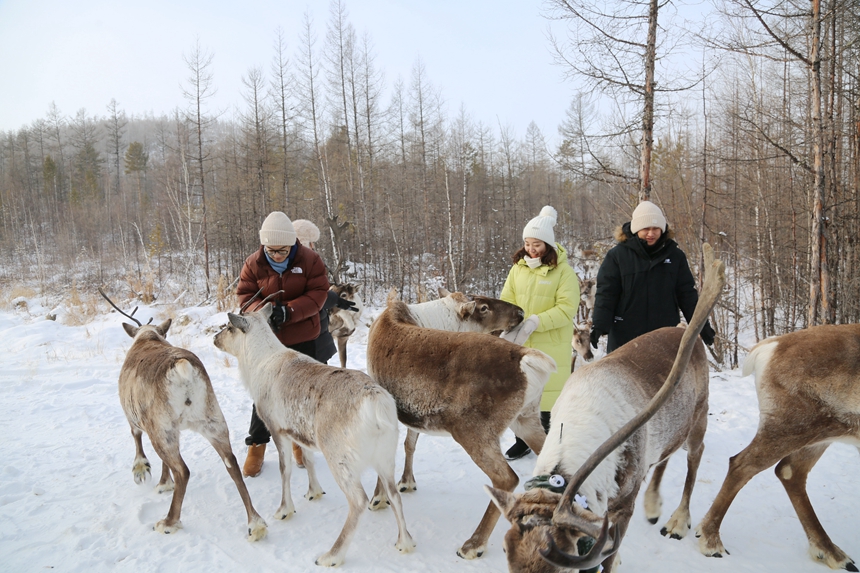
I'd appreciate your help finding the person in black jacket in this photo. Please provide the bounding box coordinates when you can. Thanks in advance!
[590,200,716,353]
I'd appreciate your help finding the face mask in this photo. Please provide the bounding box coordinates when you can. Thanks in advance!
[524,256,543,269]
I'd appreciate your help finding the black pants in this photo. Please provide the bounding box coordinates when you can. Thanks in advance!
[245,338,317,446]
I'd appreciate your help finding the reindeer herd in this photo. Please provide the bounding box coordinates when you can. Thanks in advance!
[100,246,859,571]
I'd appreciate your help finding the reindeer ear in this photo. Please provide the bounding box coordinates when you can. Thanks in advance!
[387,288,399,305]
[156,318,172,338]
[484,485,517,519]
[458,300,477,319]
[260,302,273,318]
[438,287,451,298]
[122,323,139,338]
[227,313,250,333]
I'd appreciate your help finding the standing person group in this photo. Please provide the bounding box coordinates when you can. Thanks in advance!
[235,212,330,478]
[589,200,715,353]
[500,206,580,460]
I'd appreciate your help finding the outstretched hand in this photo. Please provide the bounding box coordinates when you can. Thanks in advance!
[501,315,540,345]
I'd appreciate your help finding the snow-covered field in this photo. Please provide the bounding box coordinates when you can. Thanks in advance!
[1,297,857,573]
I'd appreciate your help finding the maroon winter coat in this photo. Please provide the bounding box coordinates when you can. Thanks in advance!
[237,244,330,346]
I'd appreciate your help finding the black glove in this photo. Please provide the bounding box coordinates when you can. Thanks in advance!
[700,322,716,346]
[335,297,359,312]
[269,302,291,331]
[589,328,604,349]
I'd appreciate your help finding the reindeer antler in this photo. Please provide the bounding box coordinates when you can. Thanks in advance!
[551,244,725,532]
[98,287,151,326]
[238,288,285,315]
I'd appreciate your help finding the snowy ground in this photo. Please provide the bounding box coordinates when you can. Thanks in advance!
[0,297,857,573]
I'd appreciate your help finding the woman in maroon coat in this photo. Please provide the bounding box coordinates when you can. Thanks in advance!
[236,211,330,477]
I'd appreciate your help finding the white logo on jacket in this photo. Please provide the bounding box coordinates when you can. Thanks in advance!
[291,267,303,274]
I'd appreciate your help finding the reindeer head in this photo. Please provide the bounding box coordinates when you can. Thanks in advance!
[213,302,275,357]
[122,319,173,341]
[437,287,524,333]
[487,478,619,572]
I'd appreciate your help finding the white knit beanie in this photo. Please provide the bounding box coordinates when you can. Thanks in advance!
[523,206,558,246]
[259,211,296,246]
[630,201,667,234]
[292,219,320,245]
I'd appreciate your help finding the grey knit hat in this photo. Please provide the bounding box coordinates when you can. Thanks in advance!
[630,201,667,234]
[259,211,296,246]
[523,206,558,246]
[292,219,321,245]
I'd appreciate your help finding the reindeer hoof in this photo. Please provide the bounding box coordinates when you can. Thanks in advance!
[845,562,858,572]
[132,460,151,484]
[247,518,268,542]
[274,508,295,521]
[154,519,182,534]
[314,551,344,567]
[649,517,658,524]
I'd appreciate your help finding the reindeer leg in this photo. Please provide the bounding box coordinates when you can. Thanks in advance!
[454,430,519,559]
[315,458,369,567]
[148,431,188,534]
[509,407,546,455]
[661,406,706,539]
[643,458,668,524]
[336,336,348,369]
[397,428,419,492]
[696,424,812,558]
[373,429,418,509]
[271,433,296,520]
[130,425,152,485]
[372,457,416,554]
[202,424,268,542]
[776,444,856,571]
[299,444,325,501]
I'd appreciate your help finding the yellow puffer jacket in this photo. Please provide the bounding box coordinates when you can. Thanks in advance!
[501,244,580,410]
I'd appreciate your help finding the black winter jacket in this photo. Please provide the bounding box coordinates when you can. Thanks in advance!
[592,223,702,352]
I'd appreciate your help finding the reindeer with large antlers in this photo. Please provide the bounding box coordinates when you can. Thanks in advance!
[486,244,725,573]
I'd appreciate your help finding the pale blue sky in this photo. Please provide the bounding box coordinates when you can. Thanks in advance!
[0,0,574,142]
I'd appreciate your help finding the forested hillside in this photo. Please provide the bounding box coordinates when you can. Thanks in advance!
[1,0,858,370]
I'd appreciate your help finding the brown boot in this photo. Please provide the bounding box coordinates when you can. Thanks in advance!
[292,442,305,468]
[243,443,266,477]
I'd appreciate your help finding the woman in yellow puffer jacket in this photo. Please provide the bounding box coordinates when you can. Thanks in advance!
[500,205,580,460]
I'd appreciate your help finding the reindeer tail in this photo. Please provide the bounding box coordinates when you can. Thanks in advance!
[520,350,558,408]
[741,338,779,379]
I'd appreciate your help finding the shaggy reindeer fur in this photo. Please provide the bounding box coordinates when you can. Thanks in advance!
[696,324,860,571]
[366,289,555,560]
[327,283,363,368]
[213,304,415,567]
[117,319,267,540]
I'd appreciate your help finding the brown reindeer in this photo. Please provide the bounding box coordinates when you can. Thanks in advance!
[486,244,724,573]
[366,289,556,559]
[577,277,596,324]
[327,283,363,368]
[101,289,267,540]
[696,323,860,571]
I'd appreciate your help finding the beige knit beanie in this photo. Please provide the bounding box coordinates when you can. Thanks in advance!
[630,201,667,234]
[259,211,296,246]
[292,219,321,245]
[522,206,558,246]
